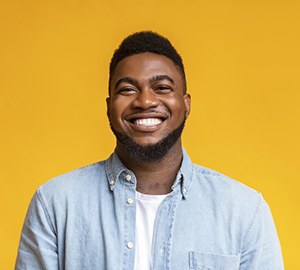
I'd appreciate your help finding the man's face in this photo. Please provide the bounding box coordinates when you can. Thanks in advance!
[107,52,190,159]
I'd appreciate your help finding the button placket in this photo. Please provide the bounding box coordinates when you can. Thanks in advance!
[109,179,116,186]
[127,198,134,204]
[127,242,133,249]
[122,180,136,269]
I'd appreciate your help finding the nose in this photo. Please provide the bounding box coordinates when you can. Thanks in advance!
[131,89,159,109]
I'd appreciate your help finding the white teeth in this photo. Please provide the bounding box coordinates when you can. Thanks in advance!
[134,118,162,126]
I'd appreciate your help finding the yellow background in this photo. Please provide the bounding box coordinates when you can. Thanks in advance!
[1,0,299,268]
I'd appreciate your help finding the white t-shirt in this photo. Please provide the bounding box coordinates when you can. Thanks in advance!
[134,191,169,270]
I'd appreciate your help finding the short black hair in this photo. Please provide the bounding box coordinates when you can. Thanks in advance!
[109,31,186,93]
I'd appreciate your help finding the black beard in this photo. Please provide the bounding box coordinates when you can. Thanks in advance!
[110,118,186,162]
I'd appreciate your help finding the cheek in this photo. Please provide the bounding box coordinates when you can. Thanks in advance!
[167,99,187,118]
[109,99,125,116]
[107,102,120,123]
[108,99,129,127]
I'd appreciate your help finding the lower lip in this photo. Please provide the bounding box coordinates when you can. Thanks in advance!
[127,120,164,132]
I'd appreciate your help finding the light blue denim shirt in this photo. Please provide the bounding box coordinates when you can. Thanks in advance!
[16,149,284,269]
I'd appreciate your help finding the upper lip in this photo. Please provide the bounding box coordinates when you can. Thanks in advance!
[125,111,169,122]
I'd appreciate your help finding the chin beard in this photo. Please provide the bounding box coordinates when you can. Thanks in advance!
[110,118,186,162]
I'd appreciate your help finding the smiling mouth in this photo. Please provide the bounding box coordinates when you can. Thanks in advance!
[133,118,163,126]
[126,112,168,128]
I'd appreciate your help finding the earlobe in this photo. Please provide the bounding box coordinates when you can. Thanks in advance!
[184,93,191,118]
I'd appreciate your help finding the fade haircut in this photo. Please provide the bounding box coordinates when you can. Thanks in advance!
[109,31,186,94]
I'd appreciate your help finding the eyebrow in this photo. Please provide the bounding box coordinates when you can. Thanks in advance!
[149,75,174,84]
[114,74,175,90]
[114,77,138,89]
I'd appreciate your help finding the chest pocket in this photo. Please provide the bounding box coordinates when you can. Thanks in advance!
[189,252,240,270]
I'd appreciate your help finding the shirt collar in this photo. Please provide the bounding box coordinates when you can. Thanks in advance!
[171,148,194,199]
[105,151,132,191]
[105,148,194,198]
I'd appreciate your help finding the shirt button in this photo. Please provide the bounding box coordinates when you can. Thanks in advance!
[109,179,115,186]
[127,242,133,249]
[127,198,134,204]
[125,174,132,181]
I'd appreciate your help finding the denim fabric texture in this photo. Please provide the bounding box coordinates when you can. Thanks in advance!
[15,149,284,269]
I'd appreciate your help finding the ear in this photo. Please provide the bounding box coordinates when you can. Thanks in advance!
[106,97,110,118]
[183,93,191,118]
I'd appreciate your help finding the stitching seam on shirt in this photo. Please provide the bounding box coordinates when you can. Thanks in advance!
[183,165,195,197]
[241,192,262,251]
[36,188,57,235]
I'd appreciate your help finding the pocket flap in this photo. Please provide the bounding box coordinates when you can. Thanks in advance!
[190,251,240,270]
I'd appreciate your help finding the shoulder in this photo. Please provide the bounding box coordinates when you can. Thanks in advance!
[181,149,260,205]
[192,164,260,197]
[190,163,263,217]
[187,164,271,241]
[37,160,107,203]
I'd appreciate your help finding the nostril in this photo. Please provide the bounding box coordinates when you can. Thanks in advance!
[132,95,160,109]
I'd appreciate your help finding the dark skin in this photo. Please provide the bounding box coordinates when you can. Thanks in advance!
[107,53,191,195]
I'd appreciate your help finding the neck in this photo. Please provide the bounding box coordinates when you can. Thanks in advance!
[116,141,183,195]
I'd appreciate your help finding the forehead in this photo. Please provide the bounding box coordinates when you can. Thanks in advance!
[111,52,183,84]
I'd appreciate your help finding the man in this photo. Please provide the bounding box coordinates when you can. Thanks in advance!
[16,31,284,269]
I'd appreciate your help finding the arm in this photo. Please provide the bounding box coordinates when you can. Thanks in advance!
[240,194,284,269]
[15,190,58,270]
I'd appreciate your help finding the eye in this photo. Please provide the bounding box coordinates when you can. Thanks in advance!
[155,85,172,93]
[118,87,137,95]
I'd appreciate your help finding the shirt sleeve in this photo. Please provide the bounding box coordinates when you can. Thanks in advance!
[240,194,284,269]
[15,189,58,270]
